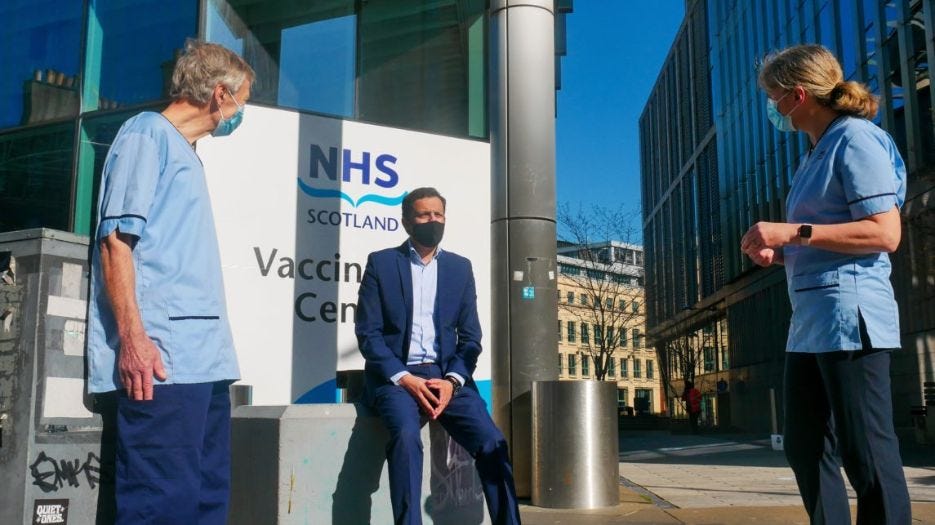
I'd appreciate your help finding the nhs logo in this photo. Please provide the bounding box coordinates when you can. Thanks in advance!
[298,144,408,207]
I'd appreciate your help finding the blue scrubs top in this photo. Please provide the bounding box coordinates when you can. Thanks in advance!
[87,112,240,393]
[784,115,906,353]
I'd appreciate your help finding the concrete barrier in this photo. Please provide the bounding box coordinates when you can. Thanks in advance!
[229,403,491,525]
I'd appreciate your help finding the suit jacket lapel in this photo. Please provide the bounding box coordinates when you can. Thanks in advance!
[435,252,450,345]
[396,243,414,348]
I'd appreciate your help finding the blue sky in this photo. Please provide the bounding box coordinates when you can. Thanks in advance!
[556,1,686,236]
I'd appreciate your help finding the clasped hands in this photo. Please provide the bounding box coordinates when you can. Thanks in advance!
[398,374,455,420]
[741,222,798,267]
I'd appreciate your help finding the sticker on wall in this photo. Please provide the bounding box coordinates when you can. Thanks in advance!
[33,499,68,524]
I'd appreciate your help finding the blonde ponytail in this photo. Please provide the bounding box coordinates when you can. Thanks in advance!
[828,81,879,120]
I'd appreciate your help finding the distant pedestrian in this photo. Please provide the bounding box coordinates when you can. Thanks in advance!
[682,380,701,434]
[743,44,910,524]
[87,40,254,524]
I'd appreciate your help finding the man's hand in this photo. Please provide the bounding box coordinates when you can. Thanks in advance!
[398,374,440,416]
[118,331,168,401]
[425,378,455,419]
[741,222,797,254]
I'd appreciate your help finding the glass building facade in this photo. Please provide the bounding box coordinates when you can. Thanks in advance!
[0,1,571,236]
[641,0,935,431]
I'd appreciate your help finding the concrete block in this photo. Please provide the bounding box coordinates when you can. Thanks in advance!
[230,403,491,525]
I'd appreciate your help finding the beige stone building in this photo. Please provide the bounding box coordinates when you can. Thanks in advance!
[555,242,661,414]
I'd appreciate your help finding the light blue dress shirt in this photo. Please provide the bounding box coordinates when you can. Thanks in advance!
[389,242,464,386]
[87,112,240,393]
[783,115,906,353]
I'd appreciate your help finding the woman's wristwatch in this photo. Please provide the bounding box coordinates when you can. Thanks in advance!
[798,224,813,246]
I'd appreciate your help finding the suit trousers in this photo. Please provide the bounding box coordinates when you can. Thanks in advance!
[372,364,522,525]
[115,381,232,525]
[783,349,911,525]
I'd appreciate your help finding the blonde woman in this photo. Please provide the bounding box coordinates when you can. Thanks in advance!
[741,44,910,524]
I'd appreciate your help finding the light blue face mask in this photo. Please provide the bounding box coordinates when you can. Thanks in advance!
[766,91,799,132]
[212,89,244,137]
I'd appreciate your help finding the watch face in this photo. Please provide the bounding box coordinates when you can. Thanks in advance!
[800,224,812,238]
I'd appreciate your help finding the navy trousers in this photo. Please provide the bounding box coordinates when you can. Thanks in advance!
[784,349,911,525]
[372,364,521,525]
[115,381,232,525]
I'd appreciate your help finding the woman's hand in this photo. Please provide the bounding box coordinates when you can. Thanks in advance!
[741,222,798,254]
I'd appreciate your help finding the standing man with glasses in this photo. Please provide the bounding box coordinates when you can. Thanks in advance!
[87,40,254,524]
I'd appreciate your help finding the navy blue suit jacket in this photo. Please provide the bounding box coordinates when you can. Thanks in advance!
[355,242,482,395]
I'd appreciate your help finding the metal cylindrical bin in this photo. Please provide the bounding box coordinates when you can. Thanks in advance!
[531,380,619,508]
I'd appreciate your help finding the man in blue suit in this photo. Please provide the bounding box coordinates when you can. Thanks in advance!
[355,187,522,525]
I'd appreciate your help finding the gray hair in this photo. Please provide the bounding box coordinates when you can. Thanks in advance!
[169,40,255,105]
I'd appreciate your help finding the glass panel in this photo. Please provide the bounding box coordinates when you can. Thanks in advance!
[357,0,487,137]
[84,0,198,112]
[0,2,84,129]
[0,123,75,232]
[206,0,356,118]
[840,0,859,79]
[206,0,487,138]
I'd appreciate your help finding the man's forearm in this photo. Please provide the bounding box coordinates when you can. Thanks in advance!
[100,232,145,338]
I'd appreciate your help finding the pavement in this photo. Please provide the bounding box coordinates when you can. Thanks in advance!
[518,430,935,524]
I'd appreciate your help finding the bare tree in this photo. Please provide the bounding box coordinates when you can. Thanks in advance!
[655,333,707,415]
[557,203,645,381]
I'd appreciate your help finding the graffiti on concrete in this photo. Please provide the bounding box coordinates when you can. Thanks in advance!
[427,425,485,523]
[29,451,102,493]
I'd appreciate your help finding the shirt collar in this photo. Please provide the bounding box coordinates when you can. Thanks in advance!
[407,239,442,266]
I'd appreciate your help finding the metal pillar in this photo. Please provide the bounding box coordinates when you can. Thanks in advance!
[489,0,559,497]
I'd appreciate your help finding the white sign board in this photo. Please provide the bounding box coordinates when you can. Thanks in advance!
[198,105,491,406]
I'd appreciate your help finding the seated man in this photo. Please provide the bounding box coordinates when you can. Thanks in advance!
[355,187,521,525]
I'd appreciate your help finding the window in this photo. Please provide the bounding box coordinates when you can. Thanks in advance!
[608,357,616,378]
[580,323,590,345]
[635,388,652,413]
[587,269,605,280]
[557,320,562,339]
[646,360,654,379]
[620,358,628,378]
[621,329,628,347]
[559,263,580,275]
[704,346,715,372]
[91,0,198,110]
[607,327,615,347]
[566,321,576,343]
[634,359,642,378]
[566,291,574,303]
[1,3,84,129]
[606,298,613,309]
[558,353,563,374]
[618,388,629,407]
[580,294,588,306]
[0,123,76,232]
[619,299,627,309]
[594,325,603,345]
[633,328,642,348]
[631,300,639,313]
[582,355,590,377]
[568,354,577,376]
[206,0,487,138]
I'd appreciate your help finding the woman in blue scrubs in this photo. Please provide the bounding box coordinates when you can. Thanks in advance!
[741,44,911,524]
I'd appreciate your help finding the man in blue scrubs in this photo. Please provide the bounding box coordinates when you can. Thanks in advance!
[87,40,254,524]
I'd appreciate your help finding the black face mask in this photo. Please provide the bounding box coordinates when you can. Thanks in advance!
[411,221,445,248]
